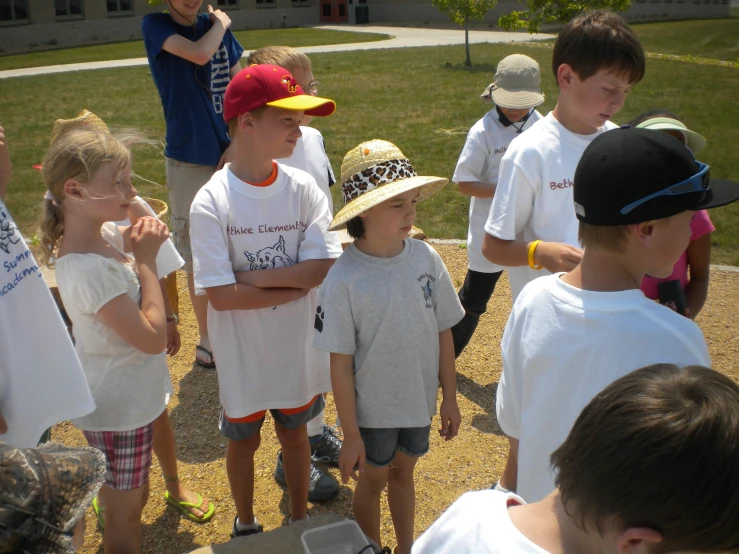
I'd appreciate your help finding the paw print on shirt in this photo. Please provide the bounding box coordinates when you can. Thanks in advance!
[314,305,324,333]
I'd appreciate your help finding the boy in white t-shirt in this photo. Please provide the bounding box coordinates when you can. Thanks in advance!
[0,125,94,449]
[413,363,739,554]
[189,64,342,537]
[314,140,465,554]
[451,54,544,357]
[482,10,645,302]
[494,128,739,502]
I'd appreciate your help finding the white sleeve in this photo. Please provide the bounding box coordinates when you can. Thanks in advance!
[297,181,343,262]
[62,257,130,314]
[313,267,356,355]
[452,129,487,184]
[484,156,537,240]
[189,195,235,295]
[431,250,465,332]
[496,310,522,439]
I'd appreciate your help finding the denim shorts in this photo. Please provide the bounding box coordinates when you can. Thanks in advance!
[219,395,325,441]
[359,425,431,468]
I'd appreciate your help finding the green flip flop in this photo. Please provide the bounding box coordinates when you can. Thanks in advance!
[92,496,105,531]
[164,491,216,523]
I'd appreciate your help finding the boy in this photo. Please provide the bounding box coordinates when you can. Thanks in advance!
[451,54,544,357]
[314,140,465,554]
[142,0,243,369]
[189,64,341,537]
[245,46,341,501]
[482,10,645,302]
[494,127,739,502]
[413,363,739,553]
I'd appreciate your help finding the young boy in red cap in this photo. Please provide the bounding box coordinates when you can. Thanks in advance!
[188,65,342,537]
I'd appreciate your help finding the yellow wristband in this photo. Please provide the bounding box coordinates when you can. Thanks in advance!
[528,240,543,270]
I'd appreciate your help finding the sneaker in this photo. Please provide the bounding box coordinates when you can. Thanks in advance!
[230,516,263,539]
[274,452,339,502]
[309,425,342,467]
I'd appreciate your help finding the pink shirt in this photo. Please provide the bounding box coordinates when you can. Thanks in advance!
[641,210,714,300]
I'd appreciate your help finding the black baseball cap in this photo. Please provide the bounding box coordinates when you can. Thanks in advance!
[574,127,739,226]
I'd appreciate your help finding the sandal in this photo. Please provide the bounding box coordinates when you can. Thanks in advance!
[92,496,105,531]
[195,345,216,369]
[164,491,216,523]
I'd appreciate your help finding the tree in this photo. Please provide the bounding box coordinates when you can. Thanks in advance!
[497,0,632,33]
[432,0,498,66]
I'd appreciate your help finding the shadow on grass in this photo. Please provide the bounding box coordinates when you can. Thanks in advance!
[168,363,224,464]
[456,373,504,436]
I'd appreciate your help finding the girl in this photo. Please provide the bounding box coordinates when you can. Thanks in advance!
[40,127,170,554]
[630,110,714,318]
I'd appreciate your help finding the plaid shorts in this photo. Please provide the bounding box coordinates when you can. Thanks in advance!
[83,424,154,490]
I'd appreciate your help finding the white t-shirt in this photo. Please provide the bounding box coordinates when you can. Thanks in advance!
[0,201,95,447]
[55,223,175,432]
[484,113,618,300]
[276,126,336,214]
[498,274,711,503]
[453,108,542,273]
[189,163,343,418]
[412,490,543,554]
[314,239,464,428]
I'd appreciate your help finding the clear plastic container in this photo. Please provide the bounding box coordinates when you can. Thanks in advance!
[301,519,371,554]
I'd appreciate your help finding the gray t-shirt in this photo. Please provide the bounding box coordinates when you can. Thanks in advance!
[314,239,464,428]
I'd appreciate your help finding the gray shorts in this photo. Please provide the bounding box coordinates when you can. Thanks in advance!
[219,395,325,441]
[165,158,216,273]
[359,425,431,468]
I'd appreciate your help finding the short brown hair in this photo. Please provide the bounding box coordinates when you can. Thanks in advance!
[226,106,268,138]
[551,364,739,553]
[577,221,629,253]
[246,46,312,74]
[345,216,365,240]
[552,9,645,86]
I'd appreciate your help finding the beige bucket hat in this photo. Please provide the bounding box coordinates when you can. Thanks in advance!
[330,140,448,231]
[481,54,545,109]
[635,117,706,153]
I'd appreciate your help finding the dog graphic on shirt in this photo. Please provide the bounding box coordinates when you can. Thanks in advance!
[244,235,294,270]
[0,208,21,254]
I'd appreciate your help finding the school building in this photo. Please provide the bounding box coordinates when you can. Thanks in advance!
[0,0,731,55]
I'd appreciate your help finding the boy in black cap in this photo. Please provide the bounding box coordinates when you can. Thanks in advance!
[492,127,739,502]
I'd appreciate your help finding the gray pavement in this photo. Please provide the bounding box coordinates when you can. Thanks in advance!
[0,25,554,80]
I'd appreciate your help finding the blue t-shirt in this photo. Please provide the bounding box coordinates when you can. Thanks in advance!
[142,13,244,166]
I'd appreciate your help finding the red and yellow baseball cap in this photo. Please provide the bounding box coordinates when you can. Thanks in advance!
[223,64,336,122]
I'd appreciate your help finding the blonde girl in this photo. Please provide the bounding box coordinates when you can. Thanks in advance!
[40,127,169,554]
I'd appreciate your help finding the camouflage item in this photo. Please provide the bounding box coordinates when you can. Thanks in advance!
[0,442,105,554]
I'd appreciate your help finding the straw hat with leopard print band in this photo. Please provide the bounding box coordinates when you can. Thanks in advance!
[329,140,448,231]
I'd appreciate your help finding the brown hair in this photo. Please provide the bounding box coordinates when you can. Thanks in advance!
[551,364,739,552]
[226,106,267,138]
[577,221,630,253]
[345,216,365,240]
[245,46,312,74]
[552,9,645,86]
[39,129,133,266]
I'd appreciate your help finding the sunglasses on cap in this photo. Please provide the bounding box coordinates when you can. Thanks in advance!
[620,161,709,215]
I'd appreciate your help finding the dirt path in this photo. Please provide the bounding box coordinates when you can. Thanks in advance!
[55,243,738,553]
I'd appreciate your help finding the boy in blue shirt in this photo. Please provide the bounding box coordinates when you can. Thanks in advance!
[143,0,243,370]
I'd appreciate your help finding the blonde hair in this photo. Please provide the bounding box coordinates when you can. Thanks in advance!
[578,221,630,254]
[246,46,312,74]
[39,128,134,266]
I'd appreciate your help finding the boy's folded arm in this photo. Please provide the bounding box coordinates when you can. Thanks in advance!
[161,25,228,66]
[482,234,529,267]
[205,283,306,311]
[234,259,336,290]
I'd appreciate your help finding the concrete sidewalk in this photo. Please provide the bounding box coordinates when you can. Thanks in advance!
[0,25,554,80]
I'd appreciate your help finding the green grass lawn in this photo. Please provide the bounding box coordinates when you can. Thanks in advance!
[631,15,739,62]
[2,41,738,264]
[0,27,389,71]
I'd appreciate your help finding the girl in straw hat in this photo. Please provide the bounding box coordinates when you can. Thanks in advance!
[314,140,465,554]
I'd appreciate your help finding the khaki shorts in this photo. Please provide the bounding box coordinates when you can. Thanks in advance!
[165,158,217,273]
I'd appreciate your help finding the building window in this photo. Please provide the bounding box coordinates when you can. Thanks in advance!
[292,0,309,4]
[216,0,238,6]
[107,0,132,13]
[256,0,275,5]
[0,0,30,22]
[56,0,83,18]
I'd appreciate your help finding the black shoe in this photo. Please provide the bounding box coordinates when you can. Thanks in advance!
[230,516,263,539]
[309,425,342,467]
[274,451,339,502]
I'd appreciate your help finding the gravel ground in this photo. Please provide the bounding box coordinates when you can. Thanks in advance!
[53,243,738,553]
